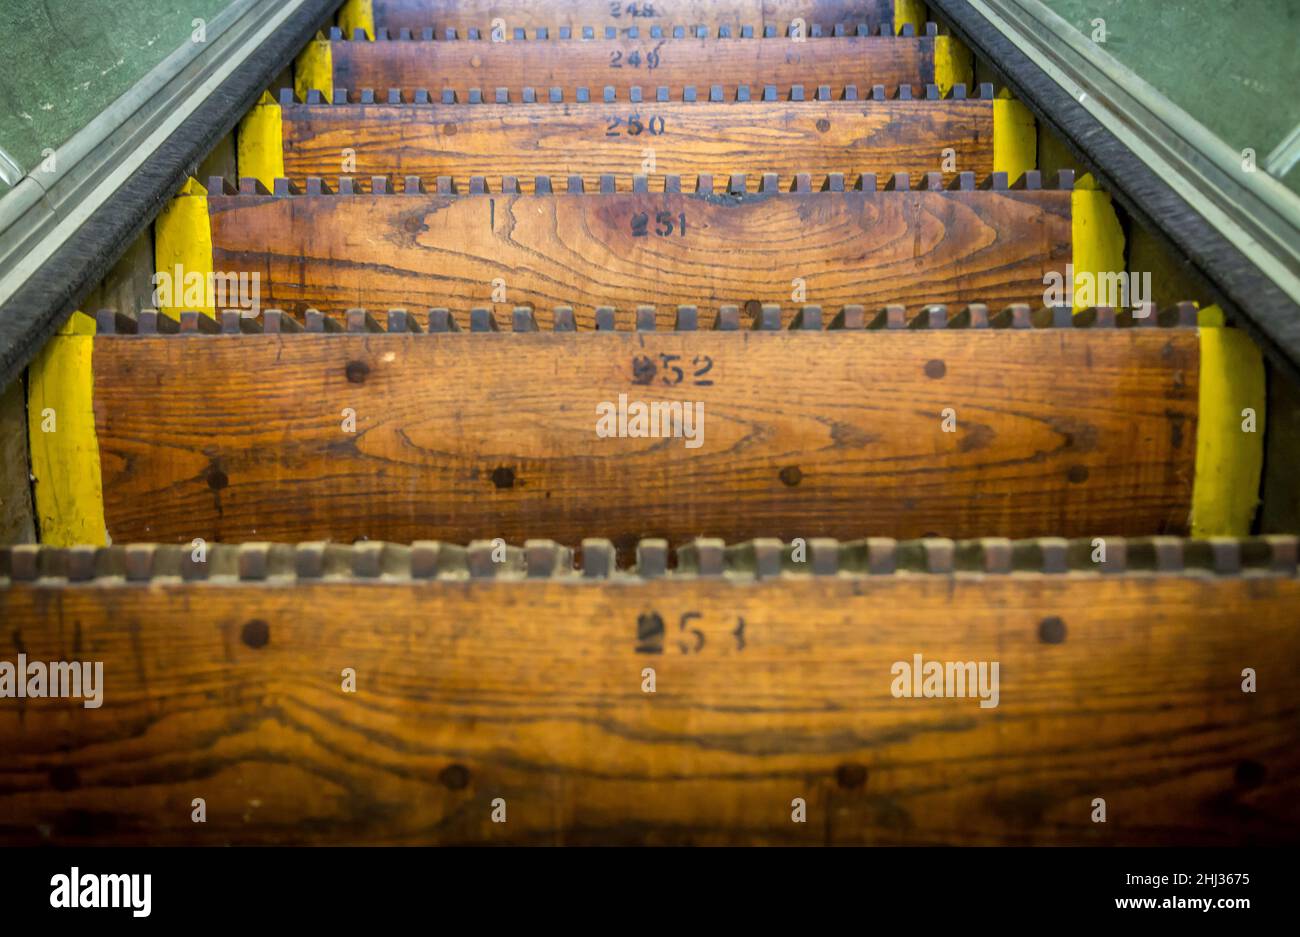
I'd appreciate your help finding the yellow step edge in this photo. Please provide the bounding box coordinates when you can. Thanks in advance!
[339,0,375,40]
[295,31,333,103]
[992,90,1036,184]
[153,177,214,320]
[893,0,927,35]
[933,35,973,97]
[1070,173,1125,314]
[237,90,285,192]
[1192,305,1265,536]
[27,311,107,547]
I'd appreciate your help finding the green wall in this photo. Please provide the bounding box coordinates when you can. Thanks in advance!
[1042,0,1300,193]
[0,0,236,197]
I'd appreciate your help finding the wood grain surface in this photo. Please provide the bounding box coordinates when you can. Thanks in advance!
[371,0,898,34]
[330,36,935,96]
[1,572,1295,845]
[207,188,1070,323]
[90,330,1197,547]
[280,99,994,192]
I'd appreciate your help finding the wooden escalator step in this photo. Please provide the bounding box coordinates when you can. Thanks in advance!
[273,84,997,191]
[305,29,947,100]
[2,534,1297,845]
[64,305,1235,548]
[194,170,1072,326]
[364,0,906,37]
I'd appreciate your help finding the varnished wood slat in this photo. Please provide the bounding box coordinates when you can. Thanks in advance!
[330,36,934,96]
[281,99,994,191]
[207,188,1070,324]
[371,0,896,33]
[90,331,1196,547]
[1,571,1296,845]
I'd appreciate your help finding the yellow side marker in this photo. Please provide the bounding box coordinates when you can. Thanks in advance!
[993,89,1036,184]
[1192,305,1265,536]
[237,91,285,192]
[27,312,106,547]
[893,0,927,35]
[933,35,973,96]
[153,177,214,320]
[295,31,334,104]
[1070,173,1124,314]
[339,0,375,40]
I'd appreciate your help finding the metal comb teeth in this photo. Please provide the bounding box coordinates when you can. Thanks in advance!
[87,302,1203,335]
[6,537,1295,583]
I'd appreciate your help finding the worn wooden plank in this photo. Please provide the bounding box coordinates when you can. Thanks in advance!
[88,328,1197,547]
[280,97,995,192]
[0,377,35,544]
[2,550,1297,845]
[329,36,935,96]
[1261,364,1300,533]
[207,183,1070,325]
[370,0,898,34]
